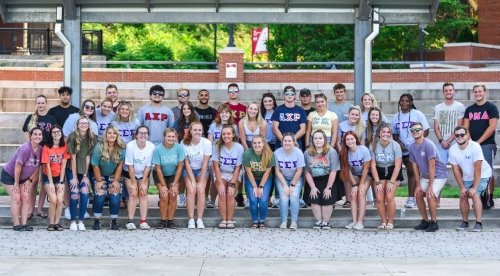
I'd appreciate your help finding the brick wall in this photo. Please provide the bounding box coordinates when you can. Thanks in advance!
[444,42,500,67]
[478,0,500,45]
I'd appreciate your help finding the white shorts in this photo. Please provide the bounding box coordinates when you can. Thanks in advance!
[420,178,447,196]
[219,171,243,183]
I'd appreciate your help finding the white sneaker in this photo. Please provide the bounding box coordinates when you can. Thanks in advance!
[178,194,186,208]
[84,212,90,219]
[279,222,287,229]
[69,221,78,231]
[196,218,205,229]
[353,222,364,230]
[139,222,151,230]
[64,207,71,220]
[345,221,356,229]
[289,221,298,230]
[188,219,196,229]
[126,222,136,230]
[404,197,416,208]
[77,222,86,231]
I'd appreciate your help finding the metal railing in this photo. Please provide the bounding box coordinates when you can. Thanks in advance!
[0,28,103,55]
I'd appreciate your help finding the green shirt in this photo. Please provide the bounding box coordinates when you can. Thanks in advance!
[152,143,185,176]
[67,132,94,175]
[91,143,125,177]
[242,149,275,179]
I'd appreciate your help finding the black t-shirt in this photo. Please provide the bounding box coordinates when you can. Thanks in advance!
[194,106,217,138]
[464,101,499,145]
[48,105,80,127]
[22,113,57,146]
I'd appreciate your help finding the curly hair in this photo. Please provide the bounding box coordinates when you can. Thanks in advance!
[99,126,126,163]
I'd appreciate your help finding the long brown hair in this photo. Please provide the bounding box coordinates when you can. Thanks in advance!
[366,107,384,146]
[339,131,361,184]
[73,116,96,153]
[214,104,234,126]
[307,130,331,156]
[215,125,238,155]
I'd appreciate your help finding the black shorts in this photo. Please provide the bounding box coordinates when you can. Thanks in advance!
[376,165,404,181]
[122,170,150,180]
[308,175,336,206]
[1,169,29,185]
[152,171,175,186]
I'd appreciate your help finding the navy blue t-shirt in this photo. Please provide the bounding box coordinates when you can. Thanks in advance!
[271,104,307,136]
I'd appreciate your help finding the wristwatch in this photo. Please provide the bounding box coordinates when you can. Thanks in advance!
[438,139,443,143]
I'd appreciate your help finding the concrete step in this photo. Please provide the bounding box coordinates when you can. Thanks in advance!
[1,206,500,229]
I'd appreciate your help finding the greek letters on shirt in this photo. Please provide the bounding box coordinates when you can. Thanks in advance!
[349,159,364,168]
[144,112,169,121]
[376,153,394,163]
[49,153,64,164]
[312,117,330,125]
[250,161,265,171]
[278,160,298,169]
[98,122,111,133]
[219,157,238,166]
[279,113,302,122]
[231,110,246,121]
[37,121,53,132]
[118,129,135,139]
[467,111,490,121]
[394,121,412,133]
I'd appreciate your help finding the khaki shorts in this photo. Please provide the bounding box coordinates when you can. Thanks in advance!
[420,178,447,196]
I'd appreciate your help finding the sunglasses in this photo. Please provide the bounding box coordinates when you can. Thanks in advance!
[84,105,95,110]
[151,92,165,97]
[177,93,189,98]
[454,133,466,138]
[409,128,422,133]
[284,91,296,96]
[227,89,239,93]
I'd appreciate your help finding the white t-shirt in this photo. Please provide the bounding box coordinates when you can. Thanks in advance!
[124,140,155,178]
[448,140,492,181]
[433,101,466,141]
[182,137,212,170]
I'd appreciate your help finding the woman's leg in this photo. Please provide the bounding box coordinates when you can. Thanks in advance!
[311,204,322,222]
[138,179,149,221]
[185,177,196,220]
[67,171,80,222]
[37,178,47,215]
[386,181,399,225]
[54,184,65,225]
[349,182,358,223]
[258,178,272,223]
[321,205,334,223]
[167,188,177,221]
[44,183,57,225]
[375,181,387,224]
[92,178,106,220]
[195,175,207,219]
[20,183,32,225]
[158,184,169,221]
[276,178,289,224]
[218,180,228,221]
[290,179,302,223]
[108,180,121,220]
[226,180,238,222]
[356,180,369,224]
[78,177,90,222]
[124,178,138,220]
[4,184,21,226]
[244,175,259,223]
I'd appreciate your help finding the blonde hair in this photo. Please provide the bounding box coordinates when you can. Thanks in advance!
[27,95,47,131]
[73,116,96,153]
[242,102,263,129]
[251,135,273,169]
[115,101,136,122]
[360,92,379,112]
[307,130,332,156]
[348,106,365,138]
[99,126,126,163]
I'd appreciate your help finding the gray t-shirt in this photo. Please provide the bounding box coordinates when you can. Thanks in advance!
[207,123,239,143]
[95,108,116,140]
[137,104,175,145]
[347,145,371,176]
[274,147,306,180]
[211,142,244,174]
[370,140,402,167]
[328,101,353,123]
[304,148,340,177]
[408,138,448,179]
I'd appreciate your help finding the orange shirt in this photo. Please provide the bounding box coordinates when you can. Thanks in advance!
[41,145,70,177]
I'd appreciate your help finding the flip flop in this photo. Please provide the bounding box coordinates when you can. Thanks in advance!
[36,212,48,218]
[27,214,34,220]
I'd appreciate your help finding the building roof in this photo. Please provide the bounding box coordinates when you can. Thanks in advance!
[1,0,439,25]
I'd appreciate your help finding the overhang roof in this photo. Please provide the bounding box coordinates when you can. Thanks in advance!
[1,0,438,25]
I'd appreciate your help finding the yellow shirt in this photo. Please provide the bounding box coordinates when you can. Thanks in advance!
[307,110,338,138]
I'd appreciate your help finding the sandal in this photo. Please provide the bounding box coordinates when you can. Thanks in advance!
[27,213,33,220]
[54,224,64,231]
[258,223,266,229]
[218,221,227,229]
[37,212,48,219]
[13,225,25,231]
[47,224,56,231]
[23,225,33,231]
[226,222,235,229]
[377,223,387,230]
[251,223,258,229]
[385,223,394,230]
[342,201,351,208]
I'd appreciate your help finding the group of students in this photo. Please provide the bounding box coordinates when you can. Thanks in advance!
[1,82,497,232]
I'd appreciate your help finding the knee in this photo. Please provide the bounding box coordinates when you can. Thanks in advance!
[10,196,21,206]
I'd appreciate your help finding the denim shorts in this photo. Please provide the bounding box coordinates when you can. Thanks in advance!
[0,169,31,185]
[42,175,63,185]
[182,168,209,178]
[464,178,489,195]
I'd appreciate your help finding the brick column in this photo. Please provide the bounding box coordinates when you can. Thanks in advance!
[478,0,500,46]
[218,47,245,89]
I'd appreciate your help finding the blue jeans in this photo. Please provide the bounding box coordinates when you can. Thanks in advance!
[93,176,122,219]
[275,177,303,223]
[66,170,89,221]
[244,174,272,223]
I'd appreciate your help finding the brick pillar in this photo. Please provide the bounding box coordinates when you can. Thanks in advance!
[218,47,245,89]
[478,0,500,45]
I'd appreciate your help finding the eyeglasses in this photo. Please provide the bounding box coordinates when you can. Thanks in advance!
[454,133,466,138]
[137,132,149,135]
[409,128,422,133]
[151,92,165,97]
[177,93,189,98]
[227,89,239,93]
[52,131,62,135]
[84,105,95,110]
[284,91,295,96]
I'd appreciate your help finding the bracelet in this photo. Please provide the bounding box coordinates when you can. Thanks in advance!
[327,187,332,190]
[28,178,33,182]
[259,185,264,189]
[389,180,395,185]
[59,180,64,184]
[375,181,381,185]
[352,184,359,187]
[290,184,296,187]
[229,183,236,188]
[438,138,443,143]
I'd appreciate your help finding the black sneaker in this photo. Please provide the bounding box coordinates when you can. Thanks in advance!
[414,220,429,230]
[23,225,33,231]
[235,193,245,207]
[111,219,119,230]
[425,221,439,232]
[156,220,167,229]
[92,220,101,230]
[457,221,469,230]
[167,220,178,229]
[488,194,495,208]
